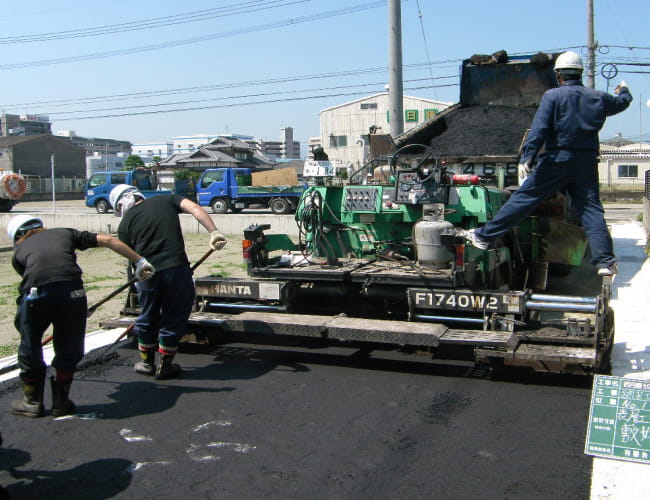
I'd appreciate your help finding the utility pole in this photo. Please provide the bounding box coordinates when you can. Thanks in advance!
[388,0,404,137]
[586,0,596,88]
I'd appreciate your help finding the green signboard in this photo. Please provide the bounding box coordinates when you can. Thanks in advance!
[585,375,650,464]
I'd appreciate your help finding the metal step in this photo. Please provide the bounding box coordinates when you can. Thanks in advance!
[185,311,525,350]
[513,343,597,364]
[441,329,519,348]
[107,311,519,351]
[189,311,446,347]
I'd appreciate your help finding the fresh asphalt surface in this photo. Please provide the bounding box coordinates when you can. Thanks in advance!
[0,342,593,500]
[0,203,643,500]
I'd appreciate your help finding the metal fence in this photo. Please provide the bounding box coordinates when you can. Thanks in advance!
[643,170,650,234]
[20,176,86,200]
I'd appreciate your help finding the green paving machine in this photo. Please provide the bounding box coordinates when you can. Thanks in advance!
[121,51,616,375]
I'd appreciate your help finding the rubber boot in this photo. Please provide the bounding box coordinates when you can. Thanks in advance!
[155,354,181,380]
[51,376,75,416]
[134,347,156,376]
[11,378,45,418]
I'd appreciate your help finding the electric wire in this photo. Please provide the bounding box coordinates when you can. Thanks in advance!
[43,76,456,116]
[414,0,438,100]
[0,1,303,44]
[0,1,388,70]
[0,62,458,109]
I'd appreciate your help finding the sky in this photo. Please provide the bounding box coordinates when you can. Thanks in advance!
[1,0,649,153]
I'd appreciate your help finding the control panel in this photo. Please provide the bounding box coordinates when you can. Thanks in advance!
[343,187,379,211]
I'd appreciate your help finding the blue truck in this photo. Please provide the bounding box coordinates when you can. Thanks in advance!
[85,169,171,213]
[197,167,305,214]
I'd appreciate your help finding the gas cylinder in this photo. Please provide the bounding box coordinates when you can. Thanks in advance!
[413,204,454,268]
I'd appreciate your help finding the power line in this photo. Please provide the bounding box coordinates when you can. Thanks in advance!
[0,1,387,70]
[0,1,304,44]
[414,0,438,100]
[54,82,458,122]
[0,61,458,109]
[45,76,457,116]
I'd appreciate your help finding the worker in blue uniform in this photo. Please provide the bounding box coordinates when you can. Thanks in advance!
[460,51,633,277]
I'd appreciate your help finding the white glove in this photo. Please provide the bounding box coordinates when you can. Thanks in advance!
[135,257,155,280]
[209,230,227,250]
[518,162,531,180]
[615,80,628,94]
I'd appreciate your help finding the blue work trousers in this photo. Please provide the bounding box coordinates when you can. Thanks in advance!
[134,265,195,352]
[475,152,615,268]
[15,282,87,380]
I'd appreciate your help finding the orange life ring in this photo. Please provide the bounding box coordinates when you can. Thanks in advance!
[2,173,27,200]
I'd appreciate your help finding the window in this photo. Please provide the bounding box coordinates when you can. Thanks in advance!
[424,108,439,120]
[329,135,348,148]
[132,171,153,190]
[200,170,224,188]
[111,173,127,184]
[88,174,106,188]
[405,109,419,122]
[618,165,638,178]
[360,103,378,110]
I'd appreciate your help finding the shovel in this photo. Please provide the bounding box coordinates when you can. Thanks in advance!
[42,248,216,348]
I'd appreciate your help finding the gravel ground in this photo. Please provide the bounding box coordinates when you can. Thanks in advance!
[0,232,246,357]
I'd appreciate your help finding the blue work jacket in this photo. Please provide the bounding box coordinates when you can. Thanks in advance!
[520,80,633,164]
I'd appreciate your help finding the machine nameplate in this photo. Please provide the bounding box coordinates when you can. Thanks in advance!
[409,288,524,314]
[195,280,281,300]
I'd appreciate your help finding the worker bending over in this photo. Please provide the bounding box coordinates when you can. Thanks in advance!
[460,51,632,277]
[7,215,154,418]
[110,185,227,380]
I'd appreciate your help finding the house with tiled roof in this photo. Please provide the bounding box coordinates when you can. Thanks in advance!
[157,136,276,190]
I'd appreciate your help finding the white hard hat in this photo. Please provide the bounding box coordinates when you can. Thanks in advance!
[554,51,583,71]
[109,184,142,217]
[7,214,43,243]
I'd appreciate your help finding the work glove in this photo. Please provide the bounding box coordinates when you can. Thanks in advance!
[135,257,155,280]
[209,230,227,251]
[615,80,628,95]
[518,161,531,180]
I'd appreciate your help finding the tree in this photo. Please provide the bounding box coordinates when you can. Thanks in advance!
[174,168,201,181]
[124,155,145,170]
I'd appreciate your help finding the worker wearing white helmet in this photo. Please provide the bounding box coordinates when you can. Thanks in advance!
[460,50,632,278]
[6,214,155,418]
[110,184,227,380]
[109,183,143,217]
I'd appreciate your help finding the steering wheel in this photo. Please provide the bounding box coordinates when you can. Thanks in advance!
[389,143,441,186]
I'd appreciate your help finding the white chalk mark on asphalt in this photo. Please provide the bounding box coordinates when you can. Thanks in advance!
[120,428,153,442]
[186,443,221,462]
[127,461,172,472]
[54,412,98,421]
[193,420,232,432]
[207,442,256,453]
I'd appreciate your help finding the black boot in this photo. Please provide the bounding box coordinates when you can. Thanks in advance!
[134,348,156,376]
[50,376,75,417]
[155,354,181,380]
[11,378,45,418]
